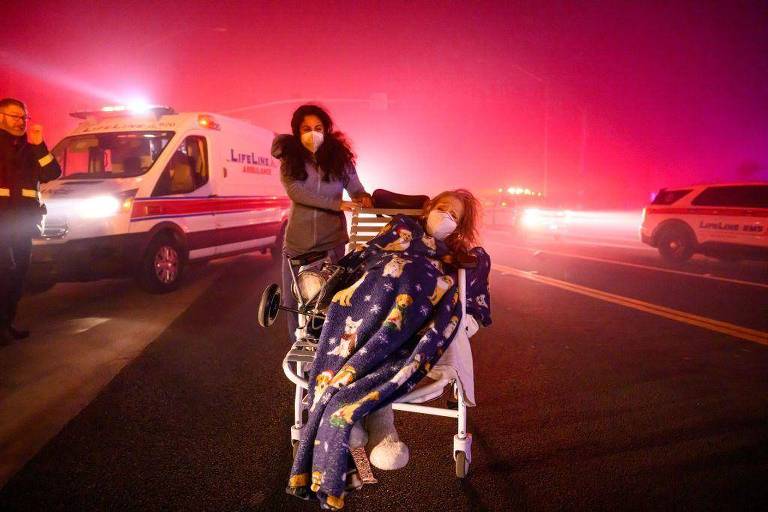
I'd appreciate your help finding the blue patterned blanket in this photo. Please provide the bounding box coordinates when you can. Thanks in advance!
[287,215,491,509]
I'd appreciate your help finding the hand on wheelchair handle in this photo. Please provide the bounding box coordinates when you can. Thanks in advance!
[356,195,374,208]
[340,200,360,212]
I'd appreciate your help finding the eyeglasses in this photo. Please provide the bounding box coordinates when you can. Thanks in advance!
[1,112,31,122]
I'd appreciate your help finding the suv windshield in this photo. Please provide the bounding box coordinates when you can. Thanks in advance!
[52,131,175,180]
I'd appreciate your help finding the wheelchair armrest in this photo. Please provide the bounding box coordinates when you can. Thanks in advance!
[289,251,328,266]
[454,252,478,269]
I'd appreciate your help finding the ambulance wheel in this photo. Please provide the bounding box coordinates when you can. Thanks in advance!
[657,226,694,264]
[455,451,469,478]
[258,284,282,327]
[138,234,185,293]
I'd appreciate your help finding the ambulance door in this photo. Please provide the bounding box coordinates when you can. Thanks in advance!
[147,135,216,259]
[211,133,282,255]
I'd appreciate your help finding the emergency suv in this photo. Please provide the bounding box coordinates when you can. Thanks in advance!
[641,182,768,263]
[32,106,290,292]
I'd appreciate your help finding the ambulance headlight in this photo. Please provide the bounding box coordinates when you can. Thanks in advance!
[77,195,121,218]
[76,190,137,219]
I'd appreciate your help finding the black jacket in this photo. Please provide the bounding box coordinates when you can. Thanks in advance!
[0,130,62,238]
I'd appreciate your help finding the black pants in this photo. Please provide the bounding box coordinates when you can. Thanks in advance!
[281,243,346,343]
[0,235,31,328]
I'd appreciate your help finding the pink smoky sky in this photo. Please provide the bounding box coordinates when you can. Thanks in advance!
[2,0,767,207]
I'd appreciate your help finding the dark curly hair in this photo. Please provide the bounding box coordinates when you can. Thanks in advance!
[280,104,356,182]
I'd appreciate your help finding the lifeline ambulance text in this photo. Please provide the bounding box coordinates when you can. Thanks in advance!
[228,149,275,175]
[227,149,274,167]
[699,221,764,232]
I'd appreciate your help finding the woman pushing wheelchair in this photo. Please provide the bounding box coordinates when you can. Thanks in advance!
[272,104,373,343]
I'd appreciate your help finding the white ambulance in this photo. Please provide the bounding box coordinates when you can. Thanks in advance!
[640,182,768,263]
[32,106,290,292]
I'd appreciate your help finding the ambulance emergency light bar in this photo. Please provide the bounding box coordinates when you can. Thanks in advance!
[69,104,176,120]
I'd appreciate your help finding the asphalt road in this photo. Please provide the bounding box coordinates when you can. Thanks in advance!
[1,229,767,511]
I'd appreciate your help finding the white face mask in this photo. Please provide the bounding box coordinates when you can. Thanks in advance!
[300,130,324,153]
[426,210,458,241]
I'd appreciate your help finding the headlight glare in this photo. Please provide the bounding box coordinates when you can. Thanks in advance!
[77,195,121,219]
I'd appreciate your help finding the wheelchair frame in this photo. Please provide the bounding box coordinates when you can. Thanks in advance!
[262,207,473,478]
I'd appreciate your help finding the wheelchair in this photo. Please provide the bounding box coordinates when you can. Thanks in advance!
[257,190,475,478]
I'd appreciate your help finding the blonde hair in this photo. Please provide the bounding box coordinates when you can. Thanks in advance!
[422,189,481,252]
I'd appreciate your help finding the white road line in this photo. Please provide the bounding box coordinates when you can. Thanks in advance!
[554,238,655,252]
[493,242,768,290]
[492,263,768,346]
[483,230,655,252]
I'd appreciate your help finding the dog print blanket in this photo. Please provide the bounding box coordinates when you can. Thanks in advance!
[287,215,491,510]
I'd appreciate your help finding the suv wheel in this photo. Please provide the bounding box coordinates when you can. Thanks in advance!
[138,234,185,293]
[657,226,695,264]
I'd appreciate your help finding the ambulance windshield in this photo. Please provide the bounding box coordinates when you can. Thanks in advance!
[52,131,175,180]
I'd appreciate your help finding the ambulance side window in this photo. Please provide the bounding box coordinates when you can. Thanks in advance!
[152,136,209,196]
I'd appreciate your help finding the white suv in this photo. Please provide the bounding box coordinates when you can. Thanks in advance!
[641,182,768,263]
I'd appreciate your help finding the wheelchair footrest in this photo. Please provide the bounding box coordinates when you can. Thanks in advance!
[286,338,319,364]
[286,350,317,364]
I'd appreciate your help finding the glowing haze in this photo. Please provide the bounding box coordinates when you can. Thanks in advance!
[2,1,766,207]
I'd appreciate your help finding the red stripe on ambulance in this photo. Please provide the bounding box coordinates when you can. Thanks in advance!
[131,196,290,220]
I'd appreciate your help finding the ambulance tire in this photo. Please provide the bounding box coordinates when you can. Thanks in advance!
[657,225,695,264]
[138,234,186,293]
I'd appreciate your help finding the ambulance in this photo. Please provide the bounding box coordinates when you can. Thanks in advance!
[640,182,768,263]
[32,106,290,292]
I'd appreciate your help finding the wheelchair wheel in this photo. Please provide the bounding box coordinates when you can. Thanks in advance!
[455,451,469,478]
[258,283,282,327]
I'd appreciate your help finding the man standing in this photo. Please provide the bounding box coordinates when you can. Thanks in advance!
[0,98,61,344]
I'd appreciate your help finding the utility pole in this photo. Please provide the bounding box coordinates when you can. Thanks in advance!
[579,107,588,178]
[510,63,549,199]
[543,83,550,198]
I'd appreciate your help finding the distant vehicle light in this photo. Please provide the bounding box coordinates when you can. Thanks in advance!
[504,186,539,197]
[521,208,543,228]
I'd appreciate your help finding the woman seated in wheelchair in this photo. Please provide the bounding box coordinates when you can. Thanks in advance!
[288,189,491,510]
